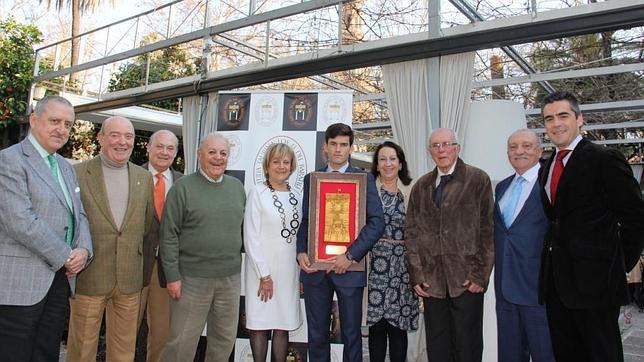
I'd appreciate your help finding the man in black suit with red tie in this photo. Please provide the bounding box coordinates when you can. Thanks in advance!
[538,91,644,362]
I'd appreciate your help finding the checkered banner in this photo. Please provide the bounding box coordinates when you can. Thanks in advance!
[214,90,353,362]
[216,90,353,196]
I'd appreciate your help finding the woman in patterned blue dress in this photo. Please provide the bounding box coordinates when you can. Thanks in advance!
[367,141,419,362]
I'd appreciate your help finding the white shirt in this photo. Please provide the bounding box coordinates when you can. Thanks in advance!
[499,163,541,224]
[326,162,350,173]
[435,162,457,188]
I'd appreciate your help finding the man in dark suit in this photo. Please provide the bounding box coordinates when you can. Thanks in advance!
[138,129,183,362]
[494,129,554,362]
[0,96,92,361]
[296,123,384,362]
[539,91,644,362]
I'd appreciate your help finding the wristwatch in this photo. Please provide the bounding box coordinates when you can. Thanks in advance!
[345,251,355,262]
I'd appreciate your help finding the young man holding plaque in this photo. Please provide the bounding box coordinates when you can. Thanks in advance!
[296,123,384,362]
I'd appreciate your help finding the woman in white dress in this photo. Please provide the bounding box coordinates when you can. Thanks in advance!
[244,143,302,362]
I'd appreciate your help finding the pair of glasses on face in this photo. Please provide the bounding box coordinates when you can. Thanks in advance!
[429,142,458,150]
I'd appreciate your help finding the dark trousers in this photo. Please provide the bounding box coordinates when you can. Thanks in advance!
[496,294,554,362]
[303,277,363,362]
[368,318,407,362]
[424,291,483,362]
[0,268,70,362]
[546,275,623,362]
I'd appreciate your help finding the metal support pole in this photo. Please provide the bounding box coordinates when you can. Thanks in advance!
[134,17,140,48]
[167,4,173,39]
[145,54,151,88]
[203,0,209,28]
[264,21,271,66]
[427,0,441,130]
[98,65,105,101]
[337,2,344,51]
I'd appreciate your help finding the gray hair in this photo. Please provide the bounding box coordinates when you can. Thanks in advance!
[99,116,132,135]
[507,128,541,147]
[198,132,230,152]
[34,96,73,115]
[149,129,179,148]
[429,128,459,145]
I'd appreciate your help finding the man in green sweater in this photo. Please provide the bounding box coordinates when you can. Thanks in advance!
[160,132,246,361]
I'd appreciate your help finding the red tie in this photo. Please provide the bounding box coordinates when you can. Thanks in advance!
[550,150,571,205]
[154,173,166,218]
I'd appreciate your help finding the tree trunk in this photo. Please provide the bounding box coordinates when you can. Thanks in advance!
[70,0,81,87]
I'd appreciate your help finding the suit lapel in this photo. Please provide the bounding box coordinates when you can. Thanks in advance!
[554,139,586,208]
[86,157,118,230]
[121,163,138,232]
[513,181,540,224]
[21,140,68,209]
[495,176,512,229]
[539,155,554,216]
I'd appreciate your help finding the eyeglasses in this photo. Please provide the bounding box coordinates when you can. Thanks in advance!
[429,142,458,150]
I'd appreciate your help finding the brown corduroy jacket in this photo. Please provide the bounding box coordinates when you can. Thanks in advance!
[405,158,494,298]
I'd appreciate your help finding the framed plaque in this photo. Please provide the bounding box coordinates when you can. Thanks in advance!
[307,172,367,271]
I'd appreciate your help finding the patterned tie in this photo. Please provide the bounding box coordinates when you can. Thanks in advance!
[550,149,571,205]
[47,154,74,245]
[501,176,525,227]
[154,173,166,219]
[434,174,452,208]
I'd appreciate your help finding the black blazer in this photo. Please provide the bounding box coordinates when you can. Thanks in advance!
[538,138,644,309]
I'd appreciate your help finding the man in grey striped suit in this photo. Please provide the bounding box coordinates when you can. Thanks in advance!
[0,96,93,361]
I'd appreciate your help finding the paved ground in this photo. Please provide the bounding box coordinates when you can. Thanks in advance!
[621,303,644,362]
[60,302,644,361]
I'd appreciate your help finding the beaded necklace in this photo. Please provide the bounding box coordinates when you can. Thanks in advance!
[266,181,300,243]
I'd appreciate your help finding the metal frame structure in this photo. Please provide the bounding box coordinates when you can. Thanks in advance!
[31,0,644,149]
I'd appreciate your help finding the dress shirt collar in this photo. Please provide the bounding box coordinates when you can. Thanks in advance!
[199,169,223,183]
[557,134,582,154]
[435,162,457,187]
[148,164,172,181]
[28,133,52,160]
[514,162,540,184]
[326,162,349,173]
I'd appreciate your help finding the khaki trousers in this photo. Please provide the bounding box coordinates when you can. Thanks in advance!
[139,260,171,362]
[66,287,141,362]
[164,274,240,362]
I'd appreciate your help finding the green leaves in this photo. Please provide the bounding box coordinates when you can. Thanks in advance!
[0,17,42,128]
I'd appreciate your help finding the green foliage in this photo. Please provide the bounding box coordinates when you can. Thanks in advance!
[529,33,644,159]
[108,34,199,111]
[530,34,644,107]
[0,18,43,128]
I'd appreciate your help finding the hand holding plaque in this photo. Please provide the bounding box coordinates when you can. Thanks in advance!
[306,172,367,271]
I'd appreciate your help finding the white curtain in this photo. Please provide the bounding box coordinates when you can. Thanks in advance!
[440,52,475,154]
[203,92,219,139]
[382,59,433,178]
[382,52,475,177]
[181,95,201,174]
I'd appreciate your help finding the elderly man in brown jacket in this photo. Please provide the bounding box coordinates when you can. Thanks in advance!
[406,128,494,362]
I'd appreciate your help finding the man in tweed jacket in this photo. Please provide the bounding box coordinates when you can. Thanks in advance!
[0,96,93,361]
[66,116,154,362]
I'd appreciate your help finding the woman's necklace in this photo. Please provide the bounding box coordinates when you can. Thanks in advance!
[379,187,398,209]
[267,180,300,243]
